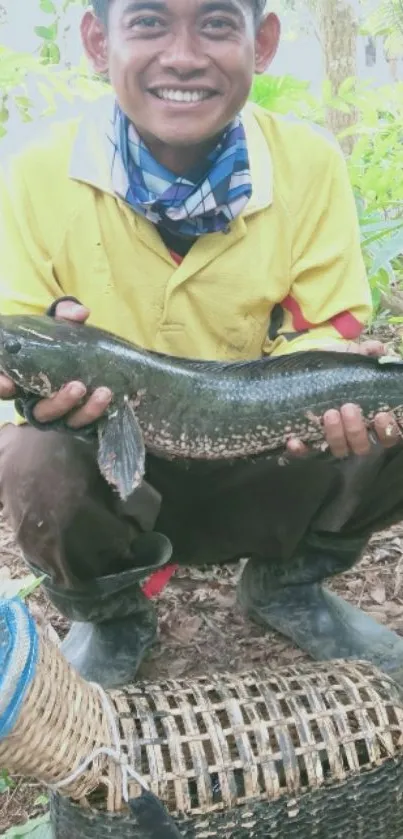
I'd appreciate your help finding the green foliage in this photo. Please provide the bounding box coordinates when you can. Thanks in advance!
[0,44,107,139]
[364,0,403,57]
[250,74,318,115]
[0,769,14,794]
[340,82,403,311]
[2,813,51,837]
[35,0,88,65]
[0,0,107,139]
[250,73,403,313]
[356,202,403,312]
[344,83,403,217]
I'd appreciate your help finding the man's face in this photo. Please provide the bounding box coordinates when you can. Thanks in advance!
[82,0,280,152]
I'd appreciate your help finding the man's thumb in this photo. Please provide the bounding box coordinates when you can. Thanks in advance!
[54,300,90,322]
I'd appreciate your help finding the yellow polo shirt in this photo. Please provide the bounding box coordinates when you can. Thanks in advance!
[0,96,372,361]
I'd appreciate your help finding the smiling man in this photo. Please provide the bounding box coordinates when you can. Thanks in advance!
[1,0,403,689]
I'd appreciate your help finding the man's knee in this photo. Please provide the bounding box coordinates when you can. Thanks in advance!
[0,423,98,533]
[0,424,158,584]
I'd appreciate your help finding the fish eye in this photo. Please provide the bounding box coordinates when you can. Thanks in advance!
[4,339,21,355]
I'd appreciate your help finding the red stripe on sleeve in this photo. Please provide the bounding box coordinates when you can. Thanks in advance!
[281,295,314,331]
[282,295,363,340]
[329,311,363,340]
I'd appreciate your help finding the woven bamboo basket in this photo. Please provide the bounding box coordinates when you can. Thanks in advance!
[50,659,403,838]
[0,620,113,801]
[2,601,403,837]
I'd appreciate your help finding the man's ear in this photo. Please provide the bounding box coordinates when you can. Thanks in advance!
[254,13,281,74]
[81,9,109,74]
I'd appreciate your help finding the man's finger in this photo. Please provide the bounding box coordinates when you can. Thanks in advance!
[374,411,402,448]
[323,408,349,458]
[323,339,386,357]
[286,437,309,457]
[340,403,371,456]
[66,387,112,429]
[54,301,90,323]
[356,339,386,357]
[0,375,16,400]
[33,381,87,423]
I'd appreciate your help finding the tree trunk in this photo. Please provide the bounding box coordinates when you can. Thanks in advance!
[316,0,358,155]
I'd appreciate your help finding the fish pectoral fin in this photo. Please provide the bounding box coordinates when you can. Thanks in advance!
[97,398,145,501]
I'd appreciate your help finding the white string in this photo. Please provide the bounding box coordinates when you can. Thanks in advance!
[50,682,149,802]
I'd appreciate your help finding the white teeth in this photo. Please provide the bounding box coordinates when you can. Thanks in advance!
[154,89,211,103]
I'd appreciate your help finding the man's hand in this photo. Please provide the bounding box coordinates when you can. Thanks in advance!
[286,339,402,459]
[0,301,112,429]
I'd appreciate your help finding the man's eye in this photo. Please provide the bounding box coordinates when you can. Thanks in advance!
[203,17,236,30]
[129,16,165,28]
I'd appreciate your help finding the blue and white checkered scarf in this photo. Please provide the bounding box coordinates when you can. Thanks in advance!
[110,103,252,238]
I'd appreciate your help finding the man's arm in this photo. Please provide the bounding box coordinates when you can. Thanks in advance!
[264,147,372,357]
[0,160,111,426]
[260,144,401,455]
[0,161,62,316]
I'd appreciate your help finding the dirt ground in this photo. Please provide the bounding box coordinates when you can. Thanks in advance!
[2,319,403,833]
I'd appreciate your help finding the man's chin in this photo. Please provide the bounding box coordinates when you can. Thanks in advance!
[151,134,220,149]
[142,119,232,150]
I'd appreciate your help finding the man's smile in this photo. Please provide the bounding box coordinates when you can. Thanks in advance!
[148,87,219,103]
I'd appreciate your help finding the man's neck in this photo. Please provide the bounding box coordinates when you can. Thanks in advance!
[136,130,223,176]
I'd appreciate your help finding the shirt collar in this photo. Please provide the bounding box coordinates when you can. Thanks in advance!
[69,95,273,217]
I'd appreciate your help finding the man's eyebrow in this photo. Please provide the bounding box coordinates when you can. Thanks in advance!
[122,0,244,14]
[122,1,168,13]
[198,0,244,13]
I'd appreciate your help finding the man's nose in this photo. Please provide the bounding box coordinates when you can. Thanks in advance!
[159,27,210,75]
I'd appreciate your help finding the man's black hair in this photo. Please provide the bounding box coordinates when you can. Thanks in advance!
[92,0,267,24]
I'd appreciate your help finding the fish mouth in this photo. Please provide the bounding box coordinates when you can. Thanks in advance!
[0,365,52,397]
[0,364,23,387]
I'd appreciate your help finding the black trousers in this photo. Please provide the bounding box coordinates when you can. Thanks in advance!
[1,423,403,588]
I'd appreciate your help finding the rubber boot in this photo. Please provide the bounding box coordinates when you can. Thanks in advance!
[31,531,172,689]
[238,533,403,678]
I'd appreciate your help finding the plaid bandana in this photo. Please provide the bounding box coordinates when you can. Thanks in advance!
[110,103,252,238]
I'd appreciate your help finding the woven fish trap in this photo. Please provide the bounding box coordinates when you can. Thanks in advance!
[0,631,112,801]
[4,616,403,838]
[50,657,403,839]
[105,659,403,815]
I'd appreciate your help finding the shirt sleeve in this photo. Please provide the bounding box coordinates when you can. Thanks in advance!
[0,159,62,316]
[263,147,373,357]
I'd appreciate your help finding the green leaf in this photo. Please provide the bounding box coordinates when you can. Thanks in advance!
[33,795,49,808]
[0,770,13,794]
[14,96,31,108]
[0,574,40,600]
[40,42,61,65]
[370,230,403,275]
[363,226,403,249]
[338,76,357,96]
[371,285,382,312]
[18,575,45,600]
[40,0,57,12]
[34,24,58,41]
[1,814,51,838]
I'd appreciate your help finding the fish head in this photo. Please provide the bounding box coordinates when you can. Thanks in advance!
[0,314,79,396]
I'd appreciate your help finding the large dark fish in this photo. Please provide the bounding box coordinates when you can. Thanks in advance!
[0,314,403,500]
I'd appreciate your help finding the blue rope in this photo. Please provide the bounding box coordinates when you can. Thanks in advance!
[0,598,39,739]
